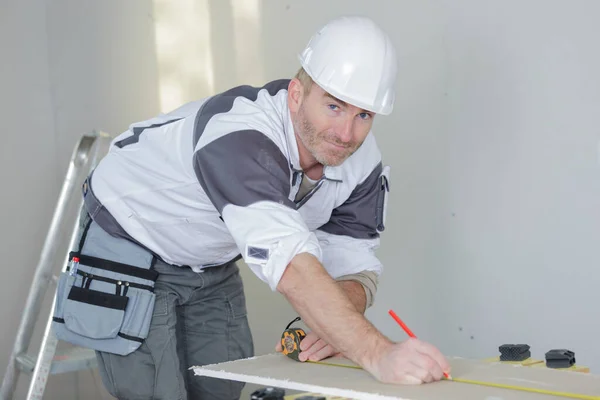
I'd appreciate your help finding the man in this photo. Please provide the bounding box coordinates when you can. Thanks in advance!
[54,15,450,400]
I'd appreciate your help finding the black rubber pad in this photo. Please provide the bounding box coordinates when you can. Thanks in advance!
[545,349,576,368]
[250,387,286,400]
[499,344,531,361]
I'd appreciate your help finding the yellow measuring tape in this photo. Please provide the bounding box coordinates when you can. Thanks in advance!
[306,360,363,369]
[451,377,599,400]
[306,360,600,400]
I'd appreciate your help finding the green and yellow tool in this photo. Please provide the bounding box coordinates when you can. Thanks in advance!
[280,317,306,362]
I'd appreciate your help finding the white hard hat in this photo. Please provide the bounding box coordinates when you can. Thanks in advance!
[298,16,398,115]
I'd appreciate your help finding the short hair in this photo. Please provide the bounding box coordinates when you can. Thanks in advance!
[294,67,313,95]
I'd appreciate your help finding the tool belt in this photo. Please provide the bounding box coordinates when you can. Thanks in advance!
[52,215,158,356]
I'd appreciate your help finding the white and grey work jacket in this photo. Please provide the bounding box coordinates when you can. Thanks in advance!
[89,79,391,295]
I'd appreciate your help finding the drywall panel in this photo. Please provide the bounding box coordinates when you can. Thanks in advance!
[193,354,600,400]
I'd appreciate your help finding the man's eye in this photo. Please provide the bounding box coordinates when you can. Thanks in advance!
[359,113,371,120]
[328,104,339,111]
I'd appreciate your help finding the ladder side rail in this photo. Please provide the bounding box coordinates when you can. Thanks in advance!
[25,131,113,400]
[0,132,107,400]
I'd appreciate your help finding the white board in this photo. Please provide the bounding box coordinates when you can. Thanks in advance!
[192,353,600,400]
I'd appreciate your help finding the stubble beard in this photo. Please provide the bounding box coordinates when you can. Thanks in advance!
[294,105,356,167]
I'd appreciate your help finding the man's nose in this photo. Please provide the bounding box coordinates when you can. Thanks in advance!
[336,119,354,143]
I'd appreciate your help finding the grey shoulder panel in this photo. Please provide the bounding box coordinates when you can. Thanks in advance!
[193,79,291,146]
[193,129,294,214]
[319,162,383,239]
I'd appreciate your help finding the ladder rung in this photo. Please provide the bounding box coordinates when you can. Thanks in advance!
[16,347,98,375]
[51,347,98,374]
[15,354,36,374]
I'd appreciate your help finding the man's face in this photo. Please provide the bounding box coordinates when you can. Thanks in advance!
[293,83,375,167]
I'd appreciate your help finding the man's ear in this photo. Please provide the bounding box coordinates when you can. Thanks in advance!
[287,78,304,114]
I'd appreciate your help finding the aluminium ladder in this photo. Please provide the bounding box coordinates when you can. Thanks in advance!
[0,131,113,400]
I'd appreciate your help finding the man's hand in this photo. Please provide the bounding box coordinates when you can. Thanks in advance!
[275,333,450,384]
[276,253,451,385]
[275,331,340,362]
[365,337,451,385]
[274,279,360,362]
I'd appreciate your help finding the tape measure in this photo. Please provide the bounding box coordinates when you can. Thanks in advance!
[451,377,599,400]
[281,317,306,362]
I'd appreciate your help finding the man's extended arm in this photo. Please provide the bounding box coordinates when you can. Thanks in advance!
[277,253,388,370]
[274,273,371,361]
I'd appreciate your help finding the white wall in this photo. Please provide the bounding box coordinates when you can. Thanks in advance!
[367,0,600,372]
[256,0,600,372]
[0,2,73,399]
[1,1,599,399]
[0,0,159,398]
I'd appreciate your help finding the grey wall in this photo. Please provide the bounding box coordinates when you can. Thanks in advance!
[254,0,600,373]
[363,0,600,371]
[1,1,598,399]
[1,0,159,398]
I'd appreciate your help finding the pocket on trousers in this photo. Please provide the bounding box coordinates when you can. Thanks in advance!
[63,286,128,339]
[227,289,248,324]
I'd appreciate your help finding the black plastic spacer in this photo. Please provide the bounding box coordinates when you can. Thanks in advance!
[250,387,286,400]
[499,344,531,361]
[545,349,575,369]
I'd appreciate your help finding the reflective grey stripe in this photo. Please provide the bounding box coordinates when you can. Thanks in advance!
[114,118,183,148]
[193,79,290,147]
[319,163,383,239]
[193,129,294,214]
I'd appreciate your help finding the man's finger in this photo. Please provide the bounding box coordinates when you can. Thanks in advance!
[408,362,434,384]
[299,331,320,351]
[411,353,444,381]
[299,338,328,361]
[275,341,282,352]
[412,340,451,373]
[307,344,337,362]
[396,372,424,385]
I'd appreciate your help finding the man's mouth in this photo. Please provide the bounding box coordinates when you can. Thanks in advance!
[326,141,349,150]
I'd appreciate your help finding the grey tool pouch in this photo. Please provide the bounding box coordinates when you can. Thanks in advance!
[52,219,158,356]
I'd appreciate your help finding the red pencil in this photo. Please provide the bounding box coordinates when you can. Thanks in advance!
[388,309,452,380]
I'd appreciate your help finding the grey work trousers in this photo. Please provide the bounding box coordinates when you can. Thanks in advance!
[79,212,255,399]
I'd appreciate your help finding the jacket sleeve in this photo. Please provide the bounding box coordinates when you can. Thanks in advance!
[193,129,322,291]
[316,162,390,304]
[335,270,379,309]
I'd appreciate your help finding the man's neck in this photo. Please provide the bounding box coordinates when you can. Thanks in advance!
[298,148,323,180]
[303,164,324,181]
